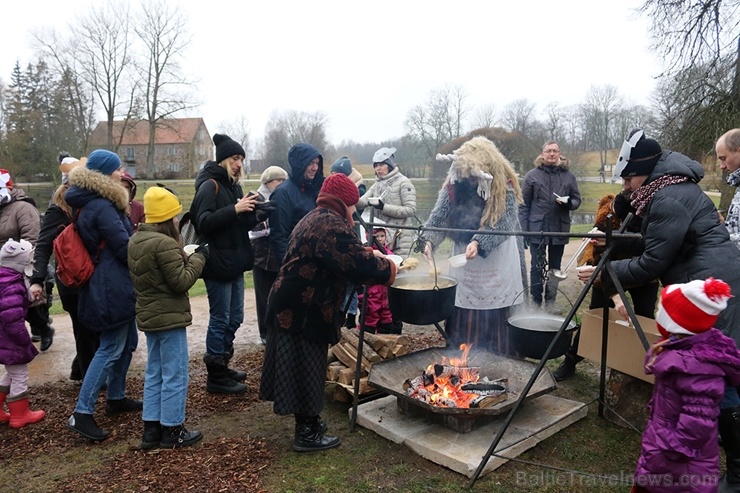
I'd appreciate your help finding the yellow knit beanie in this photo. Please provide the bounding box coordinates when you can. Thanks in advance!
[144,186,182,224]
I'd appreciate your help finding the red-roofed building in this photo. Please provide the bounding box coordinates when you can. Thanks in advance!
[87,118,212,179]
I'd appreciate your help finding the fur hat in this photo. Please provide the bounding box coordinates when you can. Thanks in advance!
[655,278,731,338]
[144,185,182,224]
[0,169,12,205]
[373,147,396,170]
[330,156,353,176]
[260,166,288,184]
[214,133,245,164]
[86,149,122,176]
[59,157,86,185]
[320,173,359,207]
[0,238,34,277]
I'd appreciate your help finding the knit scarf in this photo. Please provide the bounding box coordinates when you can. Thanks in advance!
[630,175,690,217]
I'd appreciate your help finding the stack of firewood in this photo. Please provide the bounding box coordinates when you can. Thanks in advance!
[327,327,409,401]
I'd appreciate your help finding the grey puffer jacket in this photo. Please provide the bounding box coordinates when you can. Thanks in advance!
[518,156,581,246]
[610,150,740,347]
[357,167,417,254]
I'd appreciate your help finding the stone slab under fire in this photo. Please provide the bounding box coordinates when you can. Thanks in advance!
[353,394,587,478]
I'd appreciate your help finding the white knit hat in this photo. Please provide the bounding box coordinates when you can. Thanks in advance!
[655,278,732,337]
[0,238,34,276]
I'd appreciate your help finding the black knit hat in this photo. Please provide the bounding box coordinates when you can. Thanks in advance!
[214,133,245,164]
[620,135,662,177]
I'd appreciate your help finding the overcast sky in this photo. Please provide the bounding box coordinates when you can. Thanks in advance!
[1,0,660,145]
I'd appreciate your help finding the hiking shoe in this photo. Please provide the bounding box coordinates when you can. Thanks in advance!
[160,425,203,449]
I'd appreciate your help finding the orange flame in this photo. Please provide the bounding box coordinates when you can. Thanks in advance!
[419,344,480,408]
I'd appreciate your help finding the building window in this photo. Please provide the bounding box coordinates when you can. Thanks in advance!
[168,163,180,173]
[167,145,175,156]
[126,147,135,161]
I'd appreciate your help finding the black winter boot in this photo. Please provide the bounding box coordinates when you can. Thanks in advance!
[67,412,109,441]
[224,348,247,383]
[719,405,740,492]
[160,424,203,449]
[293,415,340,452]
[345,314,357,329]
[105,397,143,416]
[204,354,247,394]
[553,352,582,382]
[40,325,55,352]
[140,421,162,450]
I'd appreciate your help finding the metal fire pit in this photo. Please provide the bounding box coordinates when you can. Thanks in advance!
[368,347,556,431]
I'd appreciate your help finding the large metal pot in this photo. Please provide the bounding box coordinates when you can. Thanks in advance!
[507,314,578,360]
[387,274,457,325]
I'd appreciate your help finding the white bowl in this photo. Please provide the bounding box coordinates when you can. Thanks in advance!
[367,197,381,206]
[448,254,467,268]
[183,244,198,256]
[386,254,403,266]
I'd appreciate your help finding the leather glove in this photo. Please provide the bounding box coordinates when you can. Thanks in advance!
[195,243,210,260]
[372,199,385,210]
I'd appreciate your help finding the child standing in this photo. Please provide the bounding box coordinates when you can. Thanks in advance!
[0,239,45,428]
[128,186,207,449]
[633,278,740,493]
[361,227,394,334]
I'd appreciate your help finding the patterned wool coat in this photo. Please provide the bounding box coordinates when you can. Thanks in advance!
[260,194,396,417]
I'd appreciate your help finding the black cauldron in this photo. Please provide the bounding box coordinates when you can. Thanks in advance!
[387,274,457,325]
[507,314,578,360]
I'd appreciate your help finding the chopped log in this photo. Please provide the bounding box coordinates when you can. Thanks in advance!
[326,361,344,382]
[355,377,375,394]
[333,384,352,403]
[337,367,356,385]
[350,329,408,353]
[391,343,408,357]
[340,328,382,363]
[327,348,338,364]
[332,343,371,374]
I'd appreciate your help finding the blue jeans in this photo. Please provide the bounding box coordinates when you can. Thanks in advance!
[143,328,188,426]
[74,320,138,415]
[205,276,244,356]
[342,286,358,315]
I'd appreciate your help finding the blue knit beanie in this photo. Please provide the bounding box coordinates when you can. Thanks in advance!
[330,156,352,176]
[86,149,122,176]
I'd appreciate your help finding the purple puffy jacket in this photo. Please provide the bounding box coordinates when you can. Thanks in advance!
[634,329,740,492]
[0,267,37,365]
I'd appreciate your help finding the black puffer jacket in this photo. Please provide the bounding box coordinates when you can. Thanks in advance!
[610,150,740,346]
[190,162,259,281]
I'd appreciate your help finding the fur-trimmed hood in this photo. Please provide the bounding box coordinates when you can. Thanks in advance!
[534,155,570,170]
[65,166,130,213]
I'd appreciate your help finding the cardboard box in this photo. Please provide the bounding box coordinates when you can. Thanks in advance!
[578,308,660,384]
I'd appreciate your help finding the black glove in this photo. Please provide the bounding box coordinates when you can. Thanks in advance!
[195,243,210,260]
[372,199,385,210]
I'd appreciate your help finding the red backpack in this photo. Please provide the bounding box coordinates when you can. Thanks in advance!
[53,209,105,288]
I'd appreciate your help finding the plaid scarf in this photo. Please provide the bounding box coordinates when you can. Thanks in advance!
[630,175,690,217]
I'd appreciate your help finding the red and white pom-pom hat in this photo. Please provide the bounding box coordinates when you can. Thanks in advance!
[655,277,732,338]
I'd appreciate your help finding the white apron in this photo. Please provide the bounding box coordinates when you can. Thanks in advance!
[451,236,523,310]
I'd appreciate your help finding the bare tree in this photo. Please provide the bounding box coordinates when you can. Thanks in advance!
[72,0,136,150]
[134,0,200,177]
[217,116,251,170]
[261,110,328,169]
[470,103,497,130]
[404,84,469,177]
[501,99,536,134]
[639,0,740,209]
[580,84,624,174]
